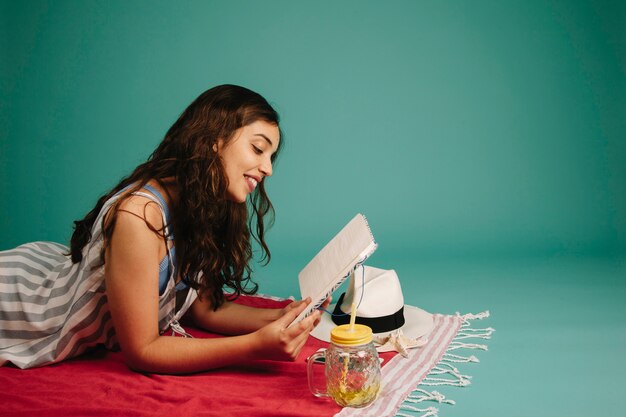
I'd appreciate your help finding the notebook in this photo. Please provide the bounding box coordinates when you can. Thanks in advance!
[290,213,378,327]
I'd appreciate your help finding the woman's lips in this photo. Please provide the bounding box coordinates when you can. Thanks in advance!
[245,175,258,192]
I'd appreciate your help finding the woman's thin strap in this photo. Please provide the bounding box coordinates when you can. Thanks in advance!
[142,184,171,220]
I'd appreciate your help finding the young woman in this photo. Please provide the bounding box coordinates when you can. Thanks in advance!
[0,84,325,373]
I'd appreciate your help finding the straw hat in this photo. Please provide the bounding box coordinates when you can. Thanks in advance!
[311,266,434,343]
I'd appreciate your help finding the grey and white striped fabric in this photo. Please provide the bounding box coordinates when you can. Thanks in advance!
[0,189,197,369]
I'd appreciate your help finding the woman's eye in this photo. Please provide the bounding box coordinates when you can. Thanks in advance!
[252,146,263,154]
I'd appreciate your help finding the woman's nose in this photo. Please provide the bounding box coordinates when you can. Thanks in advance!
[260,159,273,177]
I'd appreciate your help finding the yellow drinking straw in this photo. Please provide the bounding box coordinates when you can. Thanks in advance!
[340,302,358,393]
[349,302,357,330]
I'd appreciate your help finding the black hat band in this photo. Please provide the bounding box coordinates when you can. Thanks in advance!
[331,292,405,333]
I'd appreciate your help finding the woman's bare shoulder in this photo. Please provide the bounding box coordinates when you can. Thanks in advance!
[116,192,166,234]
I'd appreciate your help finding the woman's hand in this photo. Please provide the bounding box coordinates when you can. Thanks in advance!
[315,296,332,325]
[279,296,332,328]
[250,297,321,361]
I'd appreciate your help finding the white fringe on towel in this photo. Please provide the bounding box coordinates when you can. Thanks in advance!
[396,311,494,417]
[397,406,439,417]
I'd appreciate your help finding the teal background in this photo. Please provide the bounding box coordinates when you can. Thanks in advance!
[1,1,625,416]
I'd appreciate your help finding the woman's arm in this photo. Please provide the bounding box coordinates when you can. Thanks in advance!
[188,296,318,336]
[104,196,319,374]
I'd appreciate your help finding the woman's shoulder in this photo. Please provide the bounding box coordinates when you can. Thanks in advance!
[104,192,169,263]
[116,187,169,232]
[103,181,175,237]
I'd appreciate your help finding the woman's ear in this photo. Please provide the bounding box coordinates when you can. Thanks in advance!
[213,139,224,153]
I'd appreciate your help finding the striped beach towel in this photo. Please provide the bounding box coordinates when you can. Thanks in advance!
[338,311,494,417]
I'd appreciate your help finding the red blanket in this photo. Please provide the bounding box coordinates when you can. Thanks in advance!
[1,296,397,417]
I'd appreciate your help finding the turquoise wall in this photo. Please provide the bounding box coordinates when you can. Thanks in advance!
[2,1,624,275]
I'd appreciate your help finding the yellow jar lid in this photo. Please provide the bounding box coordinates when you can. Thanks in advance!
[330,324,373,346]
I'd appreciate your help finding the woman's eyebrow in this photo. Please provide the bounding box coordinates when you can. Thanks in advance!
[254,133,274,147]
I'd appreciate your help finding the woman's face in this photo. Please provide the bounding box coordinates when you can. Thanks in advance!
[218,120,280,203]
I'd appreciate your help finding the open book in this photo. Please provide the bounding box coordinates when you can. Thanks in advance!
[289,213,377,327]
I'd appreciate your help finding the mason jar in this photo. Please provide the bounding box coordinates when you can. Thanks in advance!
[307,324,381,408]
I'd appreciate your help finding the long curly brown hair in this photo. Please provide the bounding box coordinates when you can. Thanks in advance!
[69,84,283,309]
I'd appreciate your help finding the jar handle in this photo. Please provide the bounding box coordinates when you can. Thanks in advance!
[307,351,329,398]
